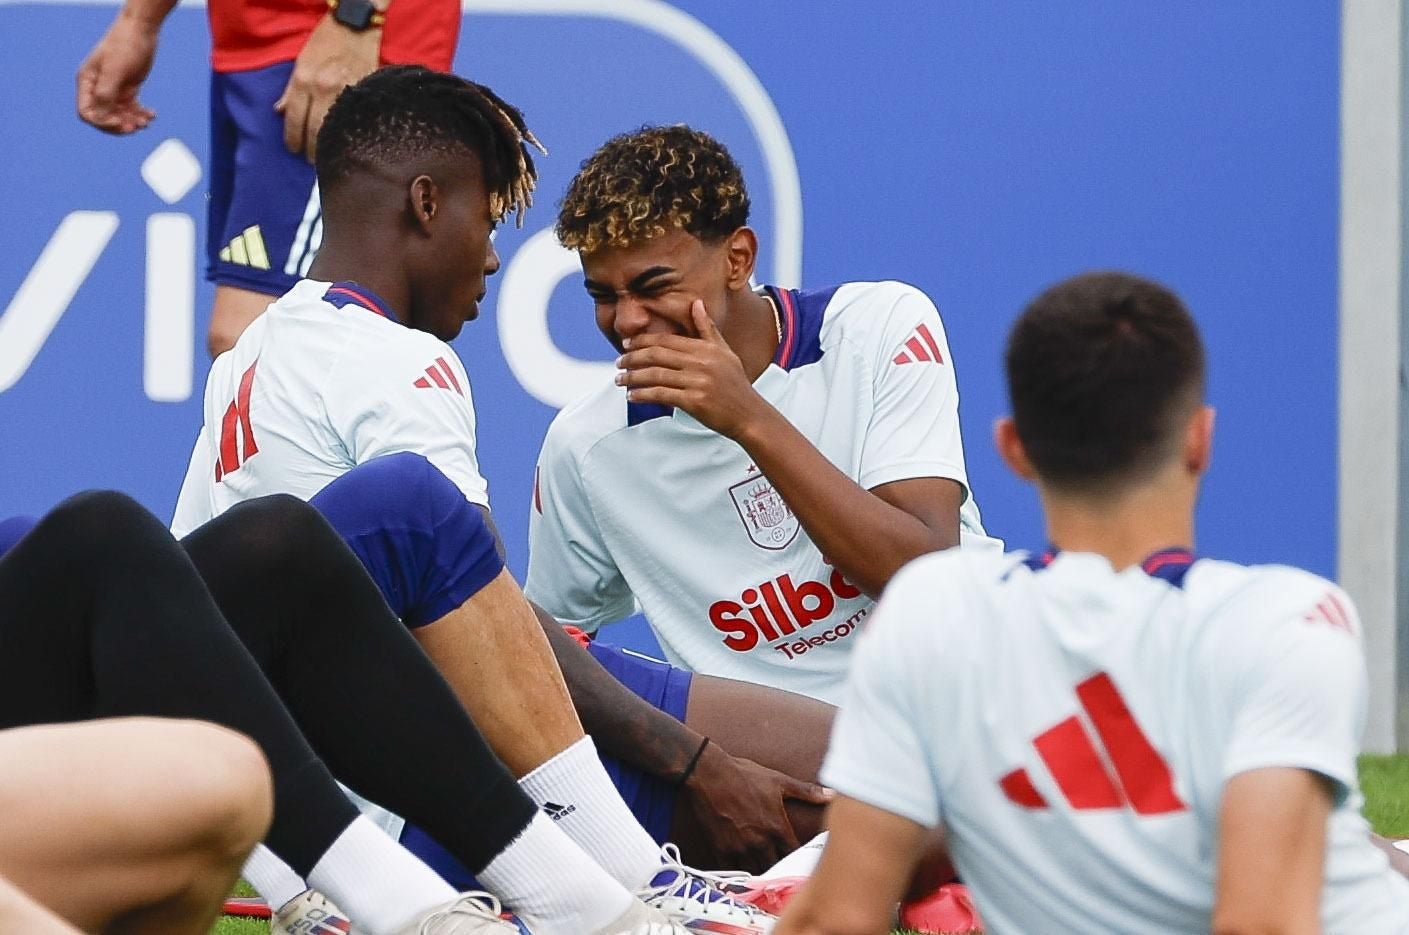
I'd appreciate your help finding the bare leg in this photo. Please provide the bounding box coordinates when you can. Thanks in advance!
[0,718,271,935]
[207,284,273,357]
[672,675,835,866]
[414,569,584,776]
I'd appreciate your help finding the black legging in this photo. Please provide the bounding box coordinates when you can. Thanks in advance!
[0,490,534,876]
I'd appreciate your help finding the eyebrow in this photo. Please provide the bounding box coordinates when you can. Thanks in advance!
[582,266,678,294]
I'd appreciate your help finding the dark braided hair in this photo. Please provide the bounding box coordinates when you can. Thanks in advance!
[316,65,545,226]
[557,125,750,252]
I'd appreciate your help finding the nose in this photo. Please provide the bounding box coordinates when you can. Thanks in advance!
[484,241,501,277]
[613,294,651,340]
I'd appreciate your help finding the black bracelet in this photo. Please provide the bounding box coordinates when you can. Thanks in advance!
[675,736,711,787]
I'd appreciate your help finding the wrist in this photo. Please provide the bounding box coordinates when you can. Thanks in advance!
[682,737,730,791]
[326,0,385,31]
[117,5,164,32]
[730,397,786,449]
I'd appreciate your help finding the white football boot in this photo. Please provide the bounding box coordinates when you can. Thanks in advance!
[271,890,359,935]
[393,892,519,934]
[637,844,777,934]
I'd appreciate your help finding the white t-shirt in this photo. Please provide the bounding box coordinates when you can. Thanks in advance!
[526,281,1001,704]
[172,279,487,537]
[823,547,1409,934]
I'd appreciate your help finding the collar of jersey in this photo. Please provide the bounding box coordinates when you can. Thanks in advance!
[626,284,829,427]
[1023,545,1197,587]
[323,281,396,321]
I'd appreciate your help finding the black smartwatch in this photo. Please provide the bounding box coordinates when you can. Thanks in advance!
[328,0,385,31]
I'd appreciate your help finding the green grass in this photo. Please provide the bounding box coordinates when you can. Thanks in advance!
[210,755,1409,934]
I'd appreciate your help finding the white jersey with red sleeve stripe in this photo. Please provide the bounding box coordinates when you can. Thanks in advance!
[171,279,487,537]
[525,280,1002,704]
[822,546,1409,934]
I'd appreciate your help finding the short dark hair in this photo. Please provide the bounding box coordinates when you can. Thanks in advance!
[1005,271,1206,492]
[556,125,750,253]
[316,65,545,226]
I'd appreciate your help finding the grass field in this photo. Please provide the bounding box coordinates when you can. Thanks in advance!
[210,755,1409,934]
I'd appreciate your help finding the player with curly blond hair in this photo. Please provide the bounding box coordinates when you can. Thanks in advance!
[530,124,1001,706]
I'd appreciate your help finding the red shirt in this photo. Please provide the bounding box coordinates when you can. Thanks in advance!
[208,0,459,73]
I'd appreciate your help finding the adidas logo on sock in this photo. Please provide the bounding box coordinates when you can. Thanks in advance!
[541,800,577,821]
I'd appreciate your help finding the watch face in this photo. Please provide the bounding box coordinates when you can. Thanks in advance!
[335,0,374,29]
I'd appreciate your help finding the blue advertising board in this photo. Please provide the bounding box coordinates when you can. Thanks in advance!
[1,1,1338,653]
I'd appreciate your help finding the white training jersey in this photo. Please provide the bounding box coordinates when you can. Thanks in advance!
[526,281,1001,704]
[823,547,1409,935]
[172,280,487,537]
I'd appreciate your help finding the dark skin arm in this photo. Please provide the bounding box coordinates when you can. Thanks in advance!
[478,507,831,870]
[619,302,961,598]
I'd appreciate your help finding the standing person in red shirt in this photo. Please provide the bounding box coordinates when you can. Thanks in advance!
[75,0,460,356]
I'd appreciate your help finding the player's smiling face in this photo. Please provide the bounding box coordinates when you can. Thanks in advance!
[579,228,735,352]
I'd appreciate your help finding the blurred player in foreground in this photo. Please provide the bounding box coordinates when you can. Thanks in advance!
[1,491,687,935]
[76,0,459,355]
[776,272,1409,934]
[529,125,1000,706]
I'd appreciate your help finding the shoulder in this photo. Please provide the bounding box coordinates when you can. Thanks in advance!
[540,379,628,465]
[1186,561,1361,679]
[1190,559,1350,625]
[812,280,945,351]
[882,547,1019,615]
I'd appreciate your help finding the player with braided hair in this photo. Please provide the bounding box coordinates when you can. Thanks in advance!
[175,68,788,935]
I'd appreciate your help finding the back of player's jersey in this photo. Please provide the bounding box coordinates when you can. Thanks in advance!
[172,280,487,537]
[823,549,1409,934]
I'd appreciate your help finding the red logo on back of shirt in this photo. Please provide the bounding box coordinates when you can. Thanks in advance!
[892,323,945,366]
[214,359,260,482]
[413,357,463,396]
[998,672,1186,815]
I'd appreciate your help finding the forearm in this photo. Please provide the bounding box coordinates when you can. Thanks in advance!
[735,407,954,597]
[117,0,179,29]
[536,605,705,779]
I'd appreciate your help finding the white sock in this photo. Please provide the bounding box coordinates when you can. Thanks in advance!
[518,736,662,890]
[763,831,828,879]
[306,816,457,934]
[478,810,634,934]
[242,845,309,913]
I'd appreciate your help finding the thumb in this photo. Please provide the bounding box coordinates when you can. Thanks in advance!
[90,59,123,106]
[783,776,836,806]
[690,299,720,340]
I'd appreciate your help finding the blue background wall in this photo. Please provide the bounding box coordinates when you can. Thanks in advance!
[0,1,1338,652]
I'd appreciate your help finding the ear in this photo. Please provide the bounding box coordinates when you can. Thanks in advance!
[1183,404,1215,475]
[408,175,438,234]
[723,226,759,291]
[995,417,1038,481]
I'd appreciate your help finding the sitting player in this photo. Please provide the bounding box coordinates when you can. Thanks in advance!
[1,491,686,935]
[169,65,808,926]
[529,125,1001,706]
[775,272,1409,934]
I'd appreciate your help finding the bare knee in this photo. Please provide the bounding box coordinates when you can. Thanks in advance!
[168,720,273,863]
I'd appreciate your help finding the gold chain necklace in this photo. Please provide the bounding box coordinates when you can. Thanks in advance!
[765,293,783,342]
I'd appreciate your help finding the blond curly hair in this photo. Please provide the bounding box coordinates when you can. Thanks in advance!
[556,125,751,253]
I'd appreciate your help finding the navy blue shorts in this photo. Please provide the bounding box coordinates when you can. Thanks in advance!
[207,62,321,296]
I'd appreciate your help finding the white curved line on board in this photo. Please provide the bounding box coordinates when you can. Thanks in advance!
[12,0,804,287]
